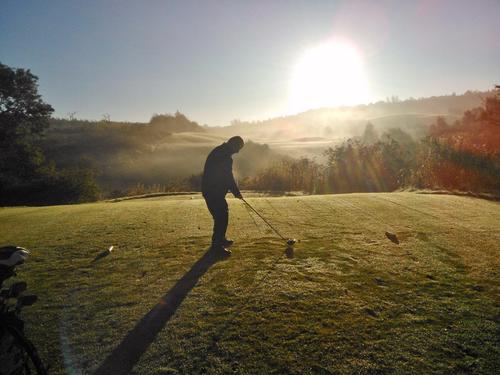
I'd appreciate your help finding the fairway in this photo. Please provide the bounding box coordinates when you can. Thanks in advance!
[0,193,498,374]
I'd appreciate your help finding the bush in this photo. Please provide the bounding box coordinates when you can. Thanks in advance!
[0,166,100,206]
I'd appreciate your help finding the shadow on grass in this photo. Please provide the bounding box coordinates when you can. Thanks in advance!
[94,247,225,375]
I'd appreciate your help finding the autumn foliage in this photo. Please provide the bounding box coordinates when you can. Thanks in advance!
[415,95,500,192]
[244,94,500,195]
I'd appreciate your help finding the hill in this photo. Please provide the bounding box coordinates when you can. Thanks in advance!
[37,91,490,196]
[210,91,487,147]
[1,192,498,374]
[42,116,281,194]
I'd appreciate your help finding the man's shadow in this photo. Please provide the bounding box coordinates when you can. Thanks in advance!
[94,247,225,375]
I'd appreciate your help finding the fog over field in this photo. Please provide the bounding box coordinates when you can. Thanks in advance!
[40,91,485,195]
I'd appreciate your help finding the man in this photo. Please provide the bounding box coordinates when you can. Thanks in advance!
[202,136,244,255]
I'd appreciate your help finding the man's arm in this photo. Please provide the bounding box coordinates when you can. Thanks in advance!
[229,177,243,199]
[225,158,243,199]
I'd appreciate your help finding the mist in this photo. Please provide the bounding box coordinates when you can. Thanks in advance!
[40,91,486,196]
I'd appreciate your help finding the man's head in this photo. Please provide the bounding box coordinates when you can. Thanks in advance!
[227,136,244,154]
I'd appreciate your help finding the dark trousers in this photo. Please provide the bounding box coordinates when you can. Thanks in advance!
[203,194,228,246]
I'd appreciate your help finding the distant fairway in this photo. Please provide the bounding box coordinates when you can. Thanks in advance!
[0,193,498,374]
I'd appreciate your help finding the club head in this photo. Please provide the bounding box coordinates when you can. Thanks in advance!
[8,281,27,298]
[16,294,37,309]
[0,267,16,287]
[286,238,297,246]
[0,246,30,267]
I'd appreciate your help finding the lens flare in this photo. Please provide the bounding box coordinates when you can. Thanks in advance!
[288,40,372,114]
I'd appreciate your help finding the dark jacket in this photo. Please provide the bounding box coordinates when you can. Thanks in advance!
[202,143,240,197]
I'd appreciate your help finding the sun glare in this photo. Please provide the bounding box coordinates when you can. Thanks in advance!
[288,40,371,114]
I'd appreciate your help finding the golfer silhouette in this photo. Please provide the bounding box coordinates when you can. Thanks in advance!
[201,136,244,255]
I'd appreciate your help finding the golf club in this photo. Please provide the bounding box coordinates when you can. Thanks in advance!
[8,281,27,299]
[15,294,37,313]
[241,198,296,247]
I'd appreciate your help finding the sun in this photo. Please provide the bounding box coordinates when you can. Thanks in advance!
[288,40,371,114]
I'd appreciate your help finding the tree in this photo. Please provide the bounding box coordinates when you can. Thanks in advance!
[0,63,53,142]
[0,63,54,184]
[0,63,100,205]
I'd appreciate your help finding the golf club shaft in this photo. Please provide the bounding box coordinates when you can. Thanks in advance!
[242,198,287,241]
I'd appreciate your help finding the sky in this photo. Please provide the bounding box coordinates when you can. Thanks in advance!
[1,0,499,126]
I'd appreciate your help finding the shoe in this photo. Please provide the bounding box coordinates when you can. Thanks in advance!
[222,238,234,248]
[211,244,232,256]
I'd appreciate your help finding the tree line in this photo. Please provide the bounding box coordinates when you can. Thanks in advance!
[242,102,500,195]
[2,61,498,205]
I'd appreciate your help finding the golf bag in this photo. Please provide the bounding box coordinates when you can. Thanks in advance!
[0,246,47,375]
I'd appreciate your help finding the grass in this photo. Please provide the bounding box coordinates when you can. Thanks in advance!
[0,192,498,374]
